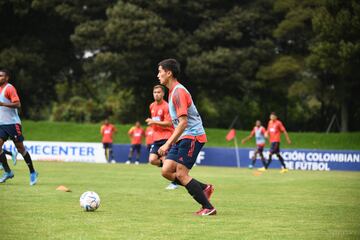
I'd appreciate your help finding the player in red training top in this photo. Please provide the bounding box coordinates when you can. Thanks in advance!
[157,59,216,216]
[145,126,154,151]
[241,120,267,169]
[259,112,291,173]
[126,121,145,165]
[145,85,178,190]
[0,68,38,185]
[100,118,117,163]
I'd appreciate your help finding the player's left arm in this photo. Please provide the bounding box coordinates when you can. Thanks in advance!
[158,115,187,156]
[280,123,291,144]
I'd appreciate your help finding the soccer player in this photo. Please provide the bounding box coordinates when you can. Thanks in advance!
[241,120,267,169]
[157,59,216,216]
[100,118,117,163]
[0,69,38,185]
[145,85,178,190]
[259,112,291,173]
[126,121,144,165]
[145,125,154,151]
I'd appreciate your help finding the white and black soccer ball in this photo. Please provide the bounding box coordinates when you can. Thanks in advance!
[80,191,100,211]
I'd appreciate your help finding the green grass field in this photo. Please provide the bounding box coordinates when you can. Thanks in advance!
[22,120,360,150]
[1,161,359,240]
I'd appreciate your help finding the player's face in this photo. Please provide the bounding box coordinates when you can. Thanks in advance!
[270,114,277,121]
[256,121,261,127]
[157,66,171,86]
[153,88,164,102]
[0,72,8,85]
[135,121,141,127]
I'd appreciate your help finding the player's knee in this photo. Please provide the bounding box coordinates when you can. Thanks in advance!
[175,171,186,182]
[161,168,172,180]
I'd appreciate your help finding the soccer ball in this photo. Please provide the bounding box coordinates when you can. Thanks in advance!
[80,191,100,211]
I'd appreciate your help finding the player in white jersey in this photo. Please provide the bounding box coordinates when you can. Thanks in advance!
[241,120,267,169]
[0,69,38,185]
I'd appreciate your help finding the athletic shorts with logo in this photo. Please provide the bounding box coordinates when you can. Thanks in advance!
[0,124,24,142]
[166,139,204,169]
[149,139,167,156]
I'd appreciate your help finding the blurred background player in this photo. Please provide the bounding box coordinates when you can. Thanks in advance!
[259,112,291,173]
[0,148,18,170]
[157,59,216,216]
[145,85,178,190]
[100,118,117,163]
[126,121,144,165]
[145,125,154,152]
[241,120,267,169]
[0,69,38,185]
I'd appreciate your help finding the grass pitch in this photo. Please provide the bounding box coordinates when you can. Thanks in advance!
[1,161,359,240]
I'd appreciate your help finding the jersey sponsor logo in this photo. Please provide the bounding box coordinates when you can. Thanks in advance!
[152,116,161,121]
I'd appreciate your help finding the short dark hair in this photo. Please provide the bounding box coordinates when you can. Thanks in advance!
[0,68,10,78]
[158,59,180,79]
[153,84,165,92]
[270,112,277,116]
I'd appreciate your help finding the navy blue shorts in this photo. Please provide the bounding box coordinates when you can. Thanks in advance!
[166,139,204,170]
[102,143,113,149]
[270,142,280,154]
[256,145,264,152]
[149,139,167,155]
[0,124,24,142]
[130,144,141,153]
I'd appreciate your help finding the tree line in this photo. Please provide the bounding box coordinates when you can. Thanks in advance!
[0,0,359,131]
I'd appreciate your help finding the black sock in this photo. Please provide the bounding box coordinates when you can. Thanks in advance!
[0,151,11,172]
[22,152,35,173]
[277,154,287,168]
[3,149,11,156]
[185,179,213,209]
[260,156,266,167]
[159,159,163,168]
[173,178,183,186]
[266,155,272,169]
[251,159,256,166]
[193,179,208,190]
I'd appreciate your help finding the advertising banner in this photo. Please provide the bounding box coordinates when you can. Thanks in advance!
[3,141,359,171]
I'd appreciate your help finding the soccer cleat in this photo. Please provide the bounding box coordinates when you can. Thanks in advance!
[257,167,267,172]
[165,183,179,190]
[203,184,214,200]
[248,164,253,169]
[111,160,116,164]
[280,168,289,173]
[30,171,39,186]
[0,171,14,183]
[12,149,18,165]
[135,161,139,165]
[125,160,131,164]
[196,208,217,216]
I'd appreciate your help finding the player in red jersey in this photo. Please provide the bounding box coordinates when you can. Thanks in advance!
[145,126,154,151]
[126,121,145,165]
[259,112,291,173]
[241,120,267,169]
[100,118,117,163]
[145,85,178,190]
[157,59,216,216]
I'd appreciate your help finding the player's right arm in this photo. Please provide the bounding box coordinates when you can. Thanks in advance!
[241,129,254,144]
[0,86,21,108]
